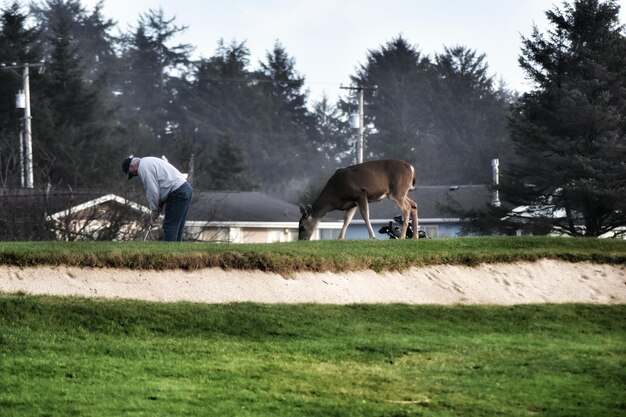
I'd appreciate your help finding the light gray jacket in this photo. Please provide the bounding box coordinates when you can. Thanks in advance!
[137,157,187,217]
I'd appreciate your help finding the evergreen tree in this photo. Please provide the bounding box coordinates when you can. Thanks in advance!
[349,36,513,185]
[187,39,257,188]
[78,1,117,83]
[503,0,626,237]
[347,36,436,176]
[258,41,309,124]
[250,41,320,195]
[311,93,351,168]
[193,39,257,143]
[31,0,120,187]
[432,45,513,184]
[206,131,256,191]
[194,38,253,128]
[118,8,193,153]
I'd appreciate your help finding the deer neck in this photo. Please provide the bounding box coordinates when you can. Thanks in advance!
[311,198,334,221]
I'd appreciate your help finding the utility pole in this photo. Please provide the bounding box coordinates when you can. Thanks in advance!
[340,84,377,164]
[1,62,44,188]
[22,64,33,188]
[491,158,501,207]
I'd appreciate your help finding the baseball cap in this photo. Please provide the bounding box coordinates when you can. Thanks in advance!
[122,156,134,179]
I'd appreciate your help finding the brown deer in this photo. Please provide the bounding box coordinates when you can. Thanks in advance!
[298,159,418,240]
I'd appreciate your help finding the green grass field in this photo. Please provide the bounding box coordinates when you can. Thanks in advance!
[0,236,625,273]
[0,295,624,417]
[1,237,625,416]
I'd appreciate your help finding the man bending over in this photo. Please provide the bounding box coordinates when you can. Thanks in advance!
[122,156,192,241]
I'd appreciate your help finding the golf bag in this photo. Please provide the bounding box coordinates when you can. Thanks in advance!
[378,215,429,239]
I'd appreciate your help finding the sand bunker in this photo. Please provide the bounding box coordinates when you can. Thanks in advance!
[2,259,625,305]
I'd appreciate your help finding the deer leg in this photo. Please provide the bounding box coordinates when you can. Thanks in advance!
[390,195,410,238]
[339,206,357,240]
[398,202,410,239]
[357,198,376,239]
[406,197,419,239]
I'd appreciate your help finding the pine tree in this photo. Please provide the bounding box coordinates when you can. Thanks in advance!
[207,132,256,191]
[311,93,351,168]
[258,41,309,124]
[349,36,513,184]
[504,0,626,237]
[347,36,436,176]
[78,1,117,83]
[118,8,193,150]
[186,39,257,188]
[191,39,256,144]
[432,45,513,184]
[253,41,321,194]
[31,0,120,187]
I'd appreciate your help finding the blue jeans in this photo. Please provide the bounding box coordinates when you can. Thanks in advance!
[162,182,192,241]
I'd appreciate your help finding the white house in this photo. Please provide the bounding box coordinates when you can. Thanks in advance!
[46,193,151,241]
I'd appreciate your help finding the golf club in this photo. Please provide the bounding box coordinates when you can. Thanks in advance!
[143,224,152,241]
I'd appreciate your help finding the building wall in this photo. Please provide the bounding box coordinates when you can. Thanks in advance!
[186,225,297,243]
[243,228,293,243]
[184,221,469,243]
[342,222,463,239]
[52,219,144,241]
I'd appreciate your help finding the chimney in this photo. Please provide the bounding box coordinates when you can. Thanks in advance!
[491,158,501,207]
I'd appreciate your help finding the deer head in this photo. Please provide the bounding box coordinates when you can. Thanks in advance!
[298,204,318,240]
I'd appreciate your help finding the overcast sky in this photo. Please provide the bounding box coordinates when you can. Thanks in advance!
[78,0,626,103]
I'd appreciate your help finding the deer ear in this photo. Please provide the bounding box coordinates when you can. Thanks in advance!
[299,204,312,217]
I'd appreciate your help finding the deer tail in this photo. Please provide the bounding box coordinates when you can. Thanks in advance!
[410,164,416,191]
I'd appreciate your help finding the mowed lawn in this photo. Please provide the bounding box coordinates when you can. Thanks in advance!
[1,295,624,417]
[0,237,625,274]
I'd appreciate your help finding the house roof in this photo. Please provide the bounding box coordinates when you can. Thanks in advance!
[188,191,309,223]
[365,185,493,220]
[187,186,492,224]
[47,193,150,221]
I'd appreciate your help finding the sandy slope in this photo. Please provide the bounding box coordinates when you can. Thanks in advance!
[1,260,625,305]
